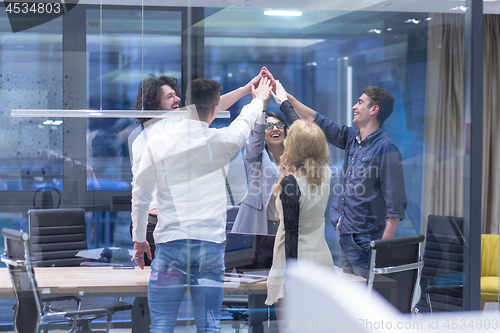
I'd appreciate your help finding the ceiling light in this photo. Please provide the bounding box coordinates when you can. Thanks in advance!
[404,18,421,24]
[368,29,381,34]
[42,120,62,126]
[426,18,432,21]
[386,28,392,31]
[450,6,467,11]
[264,10,302,17]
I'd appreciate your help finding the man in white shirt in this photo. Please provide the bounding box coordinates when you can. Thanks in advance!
[131,77,272,332]
[129,71,267,261]
[128,73,267,332]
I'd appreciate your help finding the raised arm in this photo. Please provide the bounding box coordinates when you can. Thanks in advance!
[218,69,266,111]
[271,80,316,122]
[285,93,316,122]
[217,77,271,152]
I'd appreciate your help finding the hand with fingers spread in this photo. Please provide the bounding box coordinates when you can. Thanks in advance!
[133,240,152,270]
[252,77,272,103]
[271,80,288,105]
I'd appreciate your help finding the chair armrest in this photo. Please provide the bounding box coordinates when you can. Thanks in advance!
[0,254,25,267]
[424,285,463,294]
[64,308,112,320]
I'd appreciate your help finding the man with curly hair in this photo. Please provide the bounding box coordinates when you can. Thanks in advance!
[128,71,266,332]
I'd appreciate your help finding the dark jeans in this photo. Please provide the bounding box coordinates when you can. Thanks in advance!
[130,214,158,333]
[339,232,383,279]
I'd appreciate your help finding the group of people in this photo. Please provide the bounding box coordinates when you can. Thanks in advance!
[129,67,407,332]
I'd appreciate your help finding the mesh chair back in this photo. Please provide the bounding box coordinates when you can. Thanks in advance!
[1,228,41,333]
[28,208,88,267]
[368,234,425,313]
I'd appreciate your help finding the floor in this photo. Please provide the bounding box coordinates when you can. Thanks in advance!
[113,321,251,333]
[1,319,283,333]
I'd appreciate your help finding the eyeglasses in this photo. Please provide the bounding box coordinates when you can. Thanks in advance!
[266,122,285,130]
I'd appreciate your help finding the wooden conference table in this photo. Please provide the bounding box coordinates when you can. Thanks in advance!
[0,266,367,299]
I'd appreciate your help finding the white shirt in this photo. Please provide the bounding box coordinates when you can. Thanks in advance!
[132,98,263,244]
[129,117,183,211]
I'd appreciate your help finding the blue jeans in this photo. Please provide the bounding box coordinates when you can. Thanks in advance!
[339,232,383,279]
[148,240,225,333]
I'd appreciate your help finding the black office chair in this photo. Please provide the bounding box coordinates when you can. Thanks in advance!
[1,228,112,333]
[28,208,133,329]
[417,215,464,312]
[28,208,89,267]
[367,234,425,314]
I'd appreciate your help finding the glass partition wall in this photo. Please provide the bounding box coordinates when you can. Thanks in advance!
[0,0,492,329]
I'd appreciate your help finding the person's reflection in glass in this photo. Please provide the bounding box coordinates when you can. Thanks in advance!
[90,118,135,188]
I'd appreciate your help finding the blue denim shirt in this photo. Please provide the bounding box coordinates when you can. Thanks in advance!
[313,111,407,235]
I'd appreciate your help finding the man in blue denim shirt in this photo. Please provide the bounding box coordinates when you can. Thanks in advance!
[270,77,407,278]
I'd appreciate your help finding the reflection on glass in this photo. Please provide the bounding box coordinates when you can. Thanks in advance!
[0,13,63,191]
[86,8,182,190]
[0,0,490,327]
[204,7,429,239]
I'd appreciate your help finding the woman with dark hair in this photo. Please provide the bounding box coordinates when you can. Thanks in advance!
[232,103,288,235]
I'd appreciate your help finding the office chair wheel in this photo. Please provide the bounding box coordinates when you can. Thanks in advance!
[224,307,248,333]
[73,318,105,333]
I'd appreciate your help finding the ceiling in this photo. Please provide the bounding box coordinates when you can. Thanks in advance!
[2,1,496,42]
[75,0,500,14]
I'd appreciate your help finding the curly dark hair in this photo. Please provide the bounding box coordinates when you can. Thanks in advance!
[134,74,180,126]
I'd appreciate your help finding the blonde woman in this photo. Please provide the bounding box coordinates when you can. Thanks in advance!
[265,120,334,310]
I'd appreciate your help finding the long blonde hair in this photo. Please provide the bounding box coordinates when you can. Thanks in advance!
[274,120,330,195]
